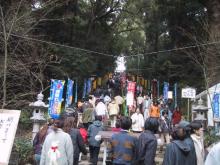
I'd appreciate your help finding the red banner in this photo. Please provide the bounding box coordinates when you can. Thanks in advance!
[127,82,136,106]
[127,82,136,92]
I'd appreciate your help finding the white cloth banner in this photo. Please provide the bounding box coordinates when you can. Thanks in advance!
[126,92,134,106]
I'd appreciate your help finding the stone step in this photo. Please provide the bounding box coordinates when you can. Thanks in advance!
[80,145,165,165]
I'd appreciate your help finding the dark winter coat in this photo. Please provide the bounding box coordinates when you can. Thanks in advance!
[138,130,157,165]
[69,128,87,159]
[184,137,197,165]
[33,133,43,155]
[163,139,197,165]
[88,120,104,147]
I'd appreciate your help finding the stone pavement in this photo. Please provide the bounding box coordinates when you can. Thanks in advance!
[79,145,164,165]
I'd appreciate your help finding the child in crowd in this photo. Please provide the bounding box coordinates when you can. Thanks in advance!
[88,116,104,165]
[108,116,138,165]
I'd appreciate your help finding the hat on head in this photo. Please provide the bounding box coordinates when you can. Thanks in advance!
[178,121,190,128]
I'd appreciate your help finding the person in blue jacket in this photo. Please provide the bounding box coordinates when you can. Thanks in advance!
[88,115,104,165]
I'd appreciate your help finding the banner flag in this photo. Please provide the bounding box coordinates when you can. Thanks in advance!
[126,81,136,106]
[137,76,140,84]
[148,80,151,90]
[157,80,160,98]
[144,80,147,89]
[122,96,128,116]
[82,79,87,98]
[152,79,157,99]
[92,79,97,90]
[120,73,126,88]
[213,93,220,118]
[65,79,74,108]
[174,83,178,108]
[97,77,102,86]
[163,82,169,103]
[132,76,135,82]
[74,80,78,103]
[87,78,92,95]
[141,78,145,86]
[48,79,65,119]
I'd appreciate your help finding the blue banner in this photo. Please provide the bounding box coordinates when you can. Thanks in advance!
[65,79,74,108]
[74,80,78,103]
[174,83,177,108]
[82,79,87,98]
[163,82,169,103]
[213,93,220,118]
[87,78,92,95]
[48,79,65,119]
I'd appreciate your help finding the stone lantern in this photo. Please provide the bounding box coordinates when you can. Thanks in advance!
[192,98,209,129]
[29,92,48,141]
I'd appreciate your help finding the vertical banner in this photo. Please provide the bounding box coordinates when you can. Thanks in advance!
[48,79,65,119]
[213,93,220,118]
[163,82,169,103]
[152,79,157,99]
[97,77,102,86]
[132,75,135,82]
[87,78,92,95]
[174,83,178,108]
[157,80,160,98]
[120,72,126,88]
[92,79,97,90]
[147,80,151,91]
[82,79,87,98]
[144,80,147,89]
[65,79,74,108]
[137,76,140,84]
[141,78,145,87]
[122,96,128,116]
[74,80,78,103]
[126,82,136,106]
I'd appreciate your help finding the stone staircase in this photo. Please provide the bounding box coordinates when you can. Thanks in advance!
[79,145,165,165]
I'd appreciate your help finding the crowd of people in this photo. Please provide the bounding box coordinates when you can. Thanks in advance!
[33,84,220,165]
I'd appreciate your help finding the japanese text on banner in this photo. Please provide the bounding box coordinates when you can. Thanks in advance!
[48,79,65,119]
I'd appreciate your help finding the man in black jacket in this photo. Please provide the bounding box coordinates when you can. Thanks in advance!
[138,118,159,165]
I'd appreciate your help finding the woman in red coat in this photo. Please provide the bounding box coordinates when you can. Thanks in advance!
[172,107,182,126]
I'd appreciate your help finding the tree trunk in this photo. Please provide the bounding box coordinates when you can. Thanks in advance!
[206,0,220,38]
[205,0,220,85]
[1,6,8,109]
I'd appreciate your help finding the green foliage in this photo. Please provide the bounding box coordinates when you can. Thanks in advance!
[1,0,220,110]
[204,128,220,147]
[19,109,32,130]
[14,138,33,164]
